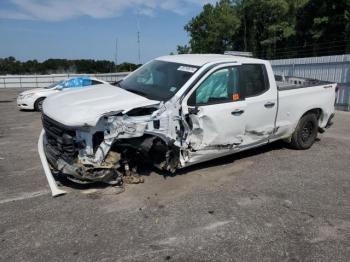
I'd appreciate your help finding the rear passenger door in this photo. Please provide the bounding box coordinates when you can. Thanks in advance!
[239,64,277,147]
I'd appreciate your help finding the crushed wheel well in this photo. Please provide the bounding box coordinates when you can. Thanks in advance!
[111,134,180,172]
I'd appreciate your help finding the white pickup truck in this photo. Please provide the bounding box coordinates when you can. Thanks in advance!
[38,54,337,196]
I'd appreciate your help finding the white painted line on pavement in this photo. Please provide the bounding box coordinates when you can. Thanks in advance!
[0,190,50,204]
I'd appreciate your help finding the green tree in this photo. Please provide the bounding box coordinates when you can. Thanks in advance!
[180,0,350,59]
[295,0,350,57]
[184,0,241,53]
[117,62,141,72]
[177,45,191,54]
[0,57,23,74]
[0,57,121,75]
[238,0,299,58]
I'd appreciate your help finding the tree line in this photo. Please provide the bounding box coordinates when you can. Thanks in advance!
[178,0,350,59]
[0,57,141,75]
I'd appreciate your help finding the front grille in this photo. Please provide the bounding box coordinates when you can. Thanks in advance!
[42,114,78,164]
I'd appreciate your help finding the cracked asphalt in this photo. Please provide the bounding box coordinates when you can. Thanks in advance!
[0,88,349,262]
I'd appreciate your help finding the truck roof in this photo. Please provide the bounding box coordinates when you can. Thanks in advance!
[156,54,265,67]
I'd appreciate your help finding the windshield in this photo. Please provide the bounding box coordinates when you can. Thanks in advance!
[119,60,199,101]
[45,80,64,89]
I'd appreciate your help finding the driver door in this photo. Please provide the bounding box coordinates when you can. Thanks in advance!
[181,65,247,160]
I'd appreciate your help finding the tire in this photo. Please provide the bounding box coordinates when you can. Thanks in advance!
[34,97,45,112]
[289,113,318,150]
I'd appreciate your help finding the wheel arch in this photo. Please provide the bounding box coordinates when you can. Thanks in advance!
[301,108,323,123]
[110,133,179,171]
[34,96,46,111]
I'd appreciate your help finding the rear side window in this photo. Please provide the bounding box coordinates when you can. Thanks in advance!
[240,64,269,97]
[82,79,102,86]
[63,78,83,88]
[82,78,92,86]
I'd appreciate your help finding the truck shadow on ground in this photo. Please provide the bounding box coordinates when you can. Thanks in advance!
[174,140,287,176]
[156,138,320,177]
[55,139,314,192]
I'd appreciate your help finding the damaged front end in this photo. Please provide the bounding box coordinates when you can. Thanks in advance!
[40,104,182,195]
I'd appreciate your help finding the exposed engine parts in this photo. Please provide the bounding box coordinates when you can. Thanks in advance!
[43,110,182,193]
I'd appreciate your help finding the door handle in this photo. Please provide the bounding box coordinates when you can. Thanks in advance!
[231,109,244,116]
[264,102,275,108]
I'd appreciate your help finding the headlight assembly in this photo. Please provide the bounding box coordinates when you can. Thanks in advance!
[22,93,34,99]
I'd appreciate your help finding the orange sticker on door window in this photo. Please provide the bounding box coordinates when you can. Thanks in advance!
[232,93,240,101]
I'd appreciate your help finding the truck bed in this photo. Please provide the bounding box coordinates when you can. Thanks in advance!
[275,75,332,91]
[271,76,336,142]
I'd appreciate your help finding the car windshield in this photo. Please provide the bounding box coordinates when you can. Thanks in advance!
[45,80,64,89]
[119,60,199,101]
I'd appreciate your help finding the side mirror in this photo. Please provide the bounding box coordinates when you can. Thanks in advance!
[188,106,200,115]
[187,91,196,106]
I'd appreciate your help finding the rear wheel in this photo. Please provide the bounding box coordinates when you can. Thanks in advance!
[34,97,45,112]
[289,113,318,150]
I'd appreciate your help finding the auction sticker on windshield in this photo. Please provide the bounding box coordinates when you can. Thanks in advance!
[177,66,197,73]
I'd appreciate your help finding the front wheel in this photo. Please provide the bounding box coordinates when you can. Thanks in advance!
[289,114,318,150]
[34,97,45,112]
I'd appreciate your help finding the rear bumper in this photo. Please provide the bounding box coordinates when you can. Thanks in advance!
[325,113,335,128]
[318,113,335,133]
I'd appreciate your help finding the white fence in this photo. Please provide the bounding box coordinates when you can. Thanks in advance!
[271,54,350,111]
[0,72,130,89]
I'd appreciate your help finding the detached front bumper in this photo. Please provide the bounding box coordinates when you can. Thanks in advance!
[325,113,335,128]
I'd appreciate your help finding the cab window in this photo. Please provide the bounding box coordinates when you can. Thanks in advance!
[239,64,269,97]
[189,67,240,106]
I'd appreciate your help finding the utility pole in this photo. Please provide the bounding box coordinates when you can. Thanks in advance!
[115,38,118,72]
[274,30,276,59]
[137,11,141,64]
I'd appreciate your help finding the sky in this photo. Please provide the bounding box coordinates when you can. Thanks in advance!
[0,0,216,64]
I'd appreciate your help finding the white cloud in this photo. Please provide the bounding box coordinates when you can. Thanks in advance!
[0,0,217,21]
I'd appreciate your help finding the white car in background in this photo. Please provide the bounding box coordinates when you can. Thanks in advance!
[17,76,109,111]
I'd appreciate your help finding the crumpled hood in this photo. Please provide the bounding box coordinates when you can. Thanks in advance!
[42,84,160,127]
